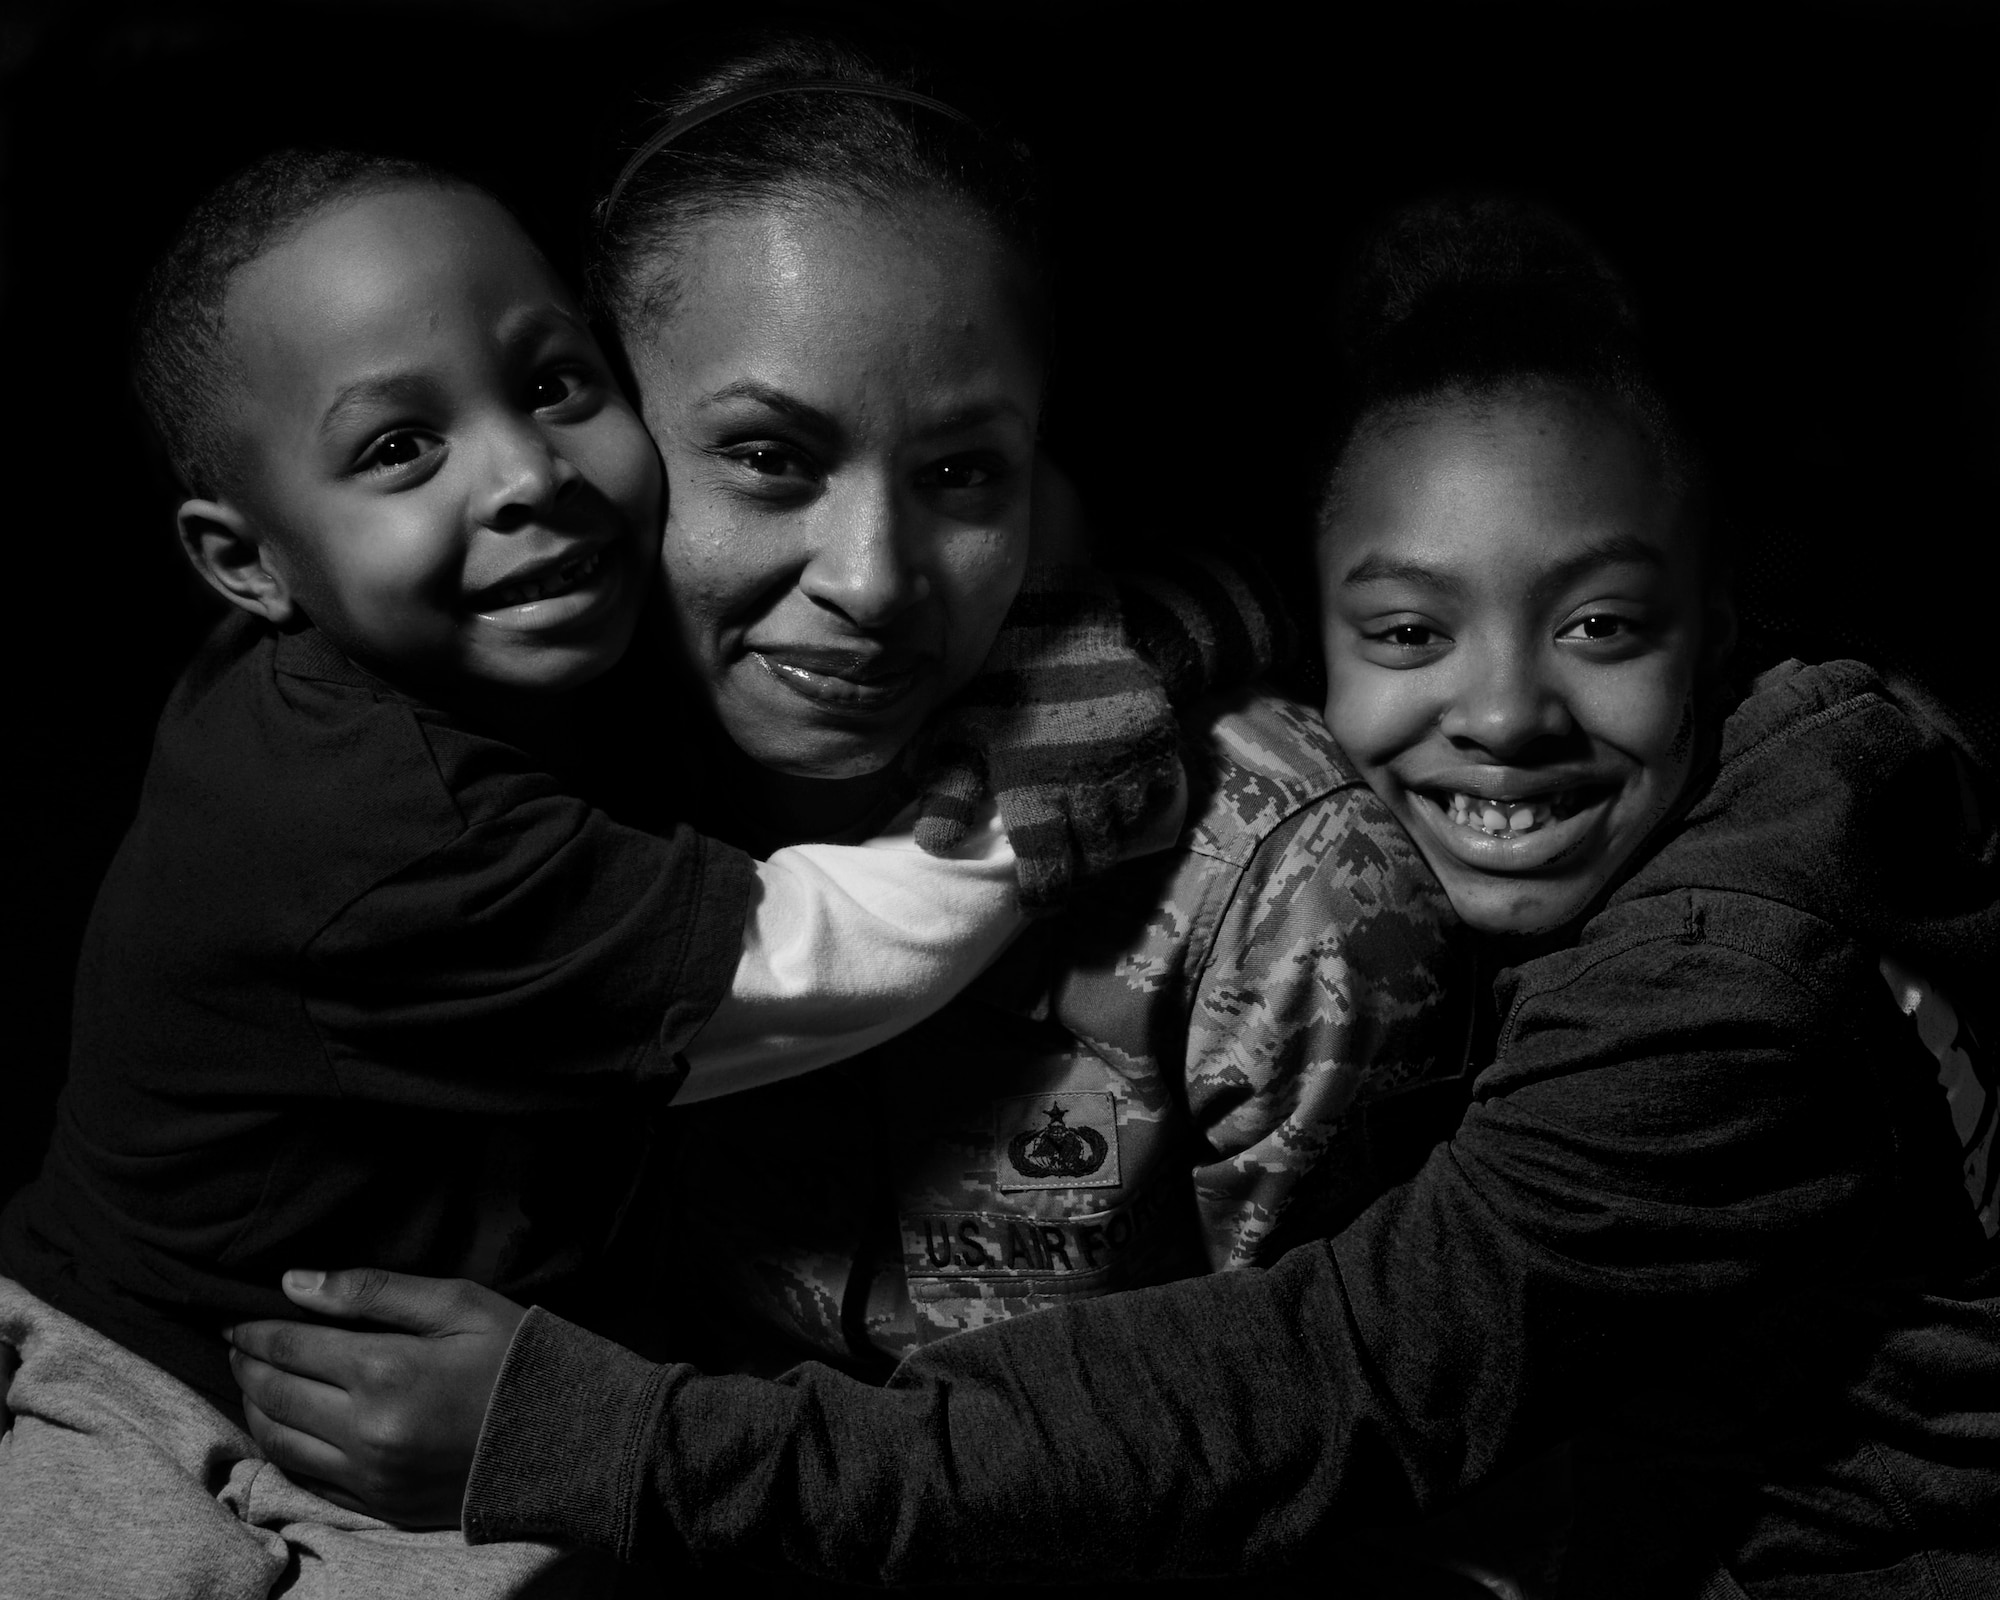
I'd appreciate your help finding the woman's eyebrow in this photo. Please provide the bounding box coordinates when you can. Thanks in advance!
[693,380,836,436]
[915,399,1034,438]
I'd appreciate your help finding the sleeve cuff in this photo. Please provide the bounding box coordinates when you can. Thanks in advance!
[462,1306,675,1560]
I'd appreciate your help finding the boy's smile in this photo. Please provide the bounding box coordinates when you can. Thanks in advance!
[1318,388,1713,936]
[216,185,660,695]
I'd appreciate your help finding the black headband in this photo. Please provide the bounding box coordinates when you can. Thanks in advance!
[601,81,979,220]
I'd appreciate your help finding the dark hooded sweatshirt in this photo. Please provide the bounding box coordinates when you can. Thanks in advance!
[462,659,2000,1599]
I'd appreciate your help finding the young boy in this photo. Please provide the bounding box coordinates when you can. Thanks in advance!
[0,147,1190,1442]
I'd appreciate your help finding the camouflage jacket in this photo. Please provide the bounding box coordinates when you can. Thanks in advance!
[662,690,1467,1367]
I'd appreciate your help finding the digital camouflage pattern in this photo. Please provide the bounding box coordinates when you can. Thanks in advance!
[660,690,1468,1367]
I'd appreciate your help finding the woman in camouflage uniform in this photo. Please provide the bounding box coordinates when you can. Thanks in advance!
[595,39,1467,1376]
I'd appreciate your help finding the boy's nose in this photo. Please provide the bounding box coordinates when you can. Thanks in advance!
[1440,647,1574,757]
[476,423,577,531]
[799,476,931,629]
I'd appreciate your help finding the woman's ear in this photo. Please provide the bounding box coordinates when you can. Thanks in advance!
[176,500,297,624]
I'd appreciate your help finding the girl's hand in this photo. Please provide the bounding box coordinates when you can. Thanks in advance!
[225,1268,526,1529]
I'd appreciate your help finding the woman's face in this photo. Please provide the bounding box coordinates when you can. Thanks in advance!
[1317,388,1714,936]
[625,199,1043,778]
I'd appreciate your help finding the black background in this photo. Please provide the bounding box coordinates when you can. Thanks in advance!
[3,0,1993,1201]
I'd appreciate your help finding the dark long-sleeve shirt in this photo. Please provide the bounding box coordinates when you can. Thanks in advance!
[463,661,2000,1597]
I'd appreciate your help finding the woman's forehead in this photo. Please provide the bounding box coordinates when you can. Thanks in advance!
[624,200,1044,422]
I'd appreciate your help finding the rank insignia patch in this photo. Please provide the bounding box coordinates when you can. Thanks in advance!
[994,1092,1121,1192]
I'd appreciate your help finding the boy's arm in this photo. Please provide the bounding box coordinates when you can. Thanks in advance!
[677,802,1026,1103]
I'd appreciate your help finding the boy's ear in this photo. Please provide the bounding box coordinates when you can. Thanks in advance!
[176,499,297,625]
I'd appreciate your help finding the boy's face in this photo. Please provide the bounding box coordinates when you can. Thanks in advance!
[220,185,660,694]
[1318,389,1709,936]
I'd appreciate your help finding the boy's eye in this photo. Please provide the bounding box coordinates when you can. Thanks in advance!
[529,370,594,411]
[356,431,439,475]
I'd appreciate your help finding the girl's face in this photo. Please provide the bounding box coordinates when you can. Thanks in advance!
[1318,388,1713,936]
[624,198,1043,779]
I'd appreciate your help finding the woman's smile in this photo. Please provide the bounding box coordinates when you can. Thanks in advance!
[749,642,929,712]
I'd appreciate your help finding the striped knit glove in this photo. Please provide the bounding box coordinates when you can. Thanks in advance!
[915,556,1297,911]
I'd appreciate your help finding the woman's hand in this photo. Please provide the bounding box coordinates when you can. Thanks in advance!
[225,1268,526,1529]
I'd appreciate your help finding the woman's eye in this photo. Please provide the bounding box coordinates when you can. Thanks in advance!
[723,444,819,486]
[917,456,1001,491]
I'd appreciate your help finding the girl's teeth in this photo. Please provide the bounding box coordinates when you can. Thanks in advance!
[1443,791,1567,837]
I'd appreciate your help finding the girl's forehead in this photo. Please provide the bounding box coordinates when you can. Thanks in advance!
[1321,390,1693,582]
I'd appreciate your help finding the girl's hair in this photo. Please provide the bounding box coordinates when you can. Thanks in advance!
[132,148,470,498]
[587,36,1046,341]
[1320,197,1707,540]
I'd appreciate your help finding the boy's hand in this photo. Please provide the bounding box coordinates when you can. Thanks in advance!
[225,1268,525,1529]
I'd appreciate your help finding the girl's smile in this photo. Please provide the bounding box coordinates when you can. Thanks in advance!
[1317,386,1716,936]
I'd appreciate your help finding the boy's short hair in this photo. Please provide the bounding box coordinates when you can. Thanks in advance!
[132,148,463,498]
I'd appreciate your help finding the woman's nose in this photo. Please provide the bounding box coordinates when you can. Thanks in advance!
[1439,643,1574,758]
[799,478,930,628]
[474,421,577,531]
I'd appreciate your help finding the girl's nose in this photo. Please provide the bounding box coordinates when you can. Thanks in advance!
[475,421,577,531]
[799,477,930,628]
[1439,643,1574,758]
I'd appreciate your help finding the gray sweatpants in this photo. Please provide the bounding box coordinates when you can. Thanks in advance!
[0,1276,605,1599]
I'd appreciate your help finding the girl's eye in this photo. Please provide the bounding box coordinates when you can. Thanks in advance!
[1562,613,1631,642]
[1379,623,1438,648]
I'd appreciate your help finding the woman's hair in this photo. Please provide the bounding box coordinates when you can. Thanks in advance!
[587,36,1045,341]
[1320,197,1707,542]
[132,148,468,498]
